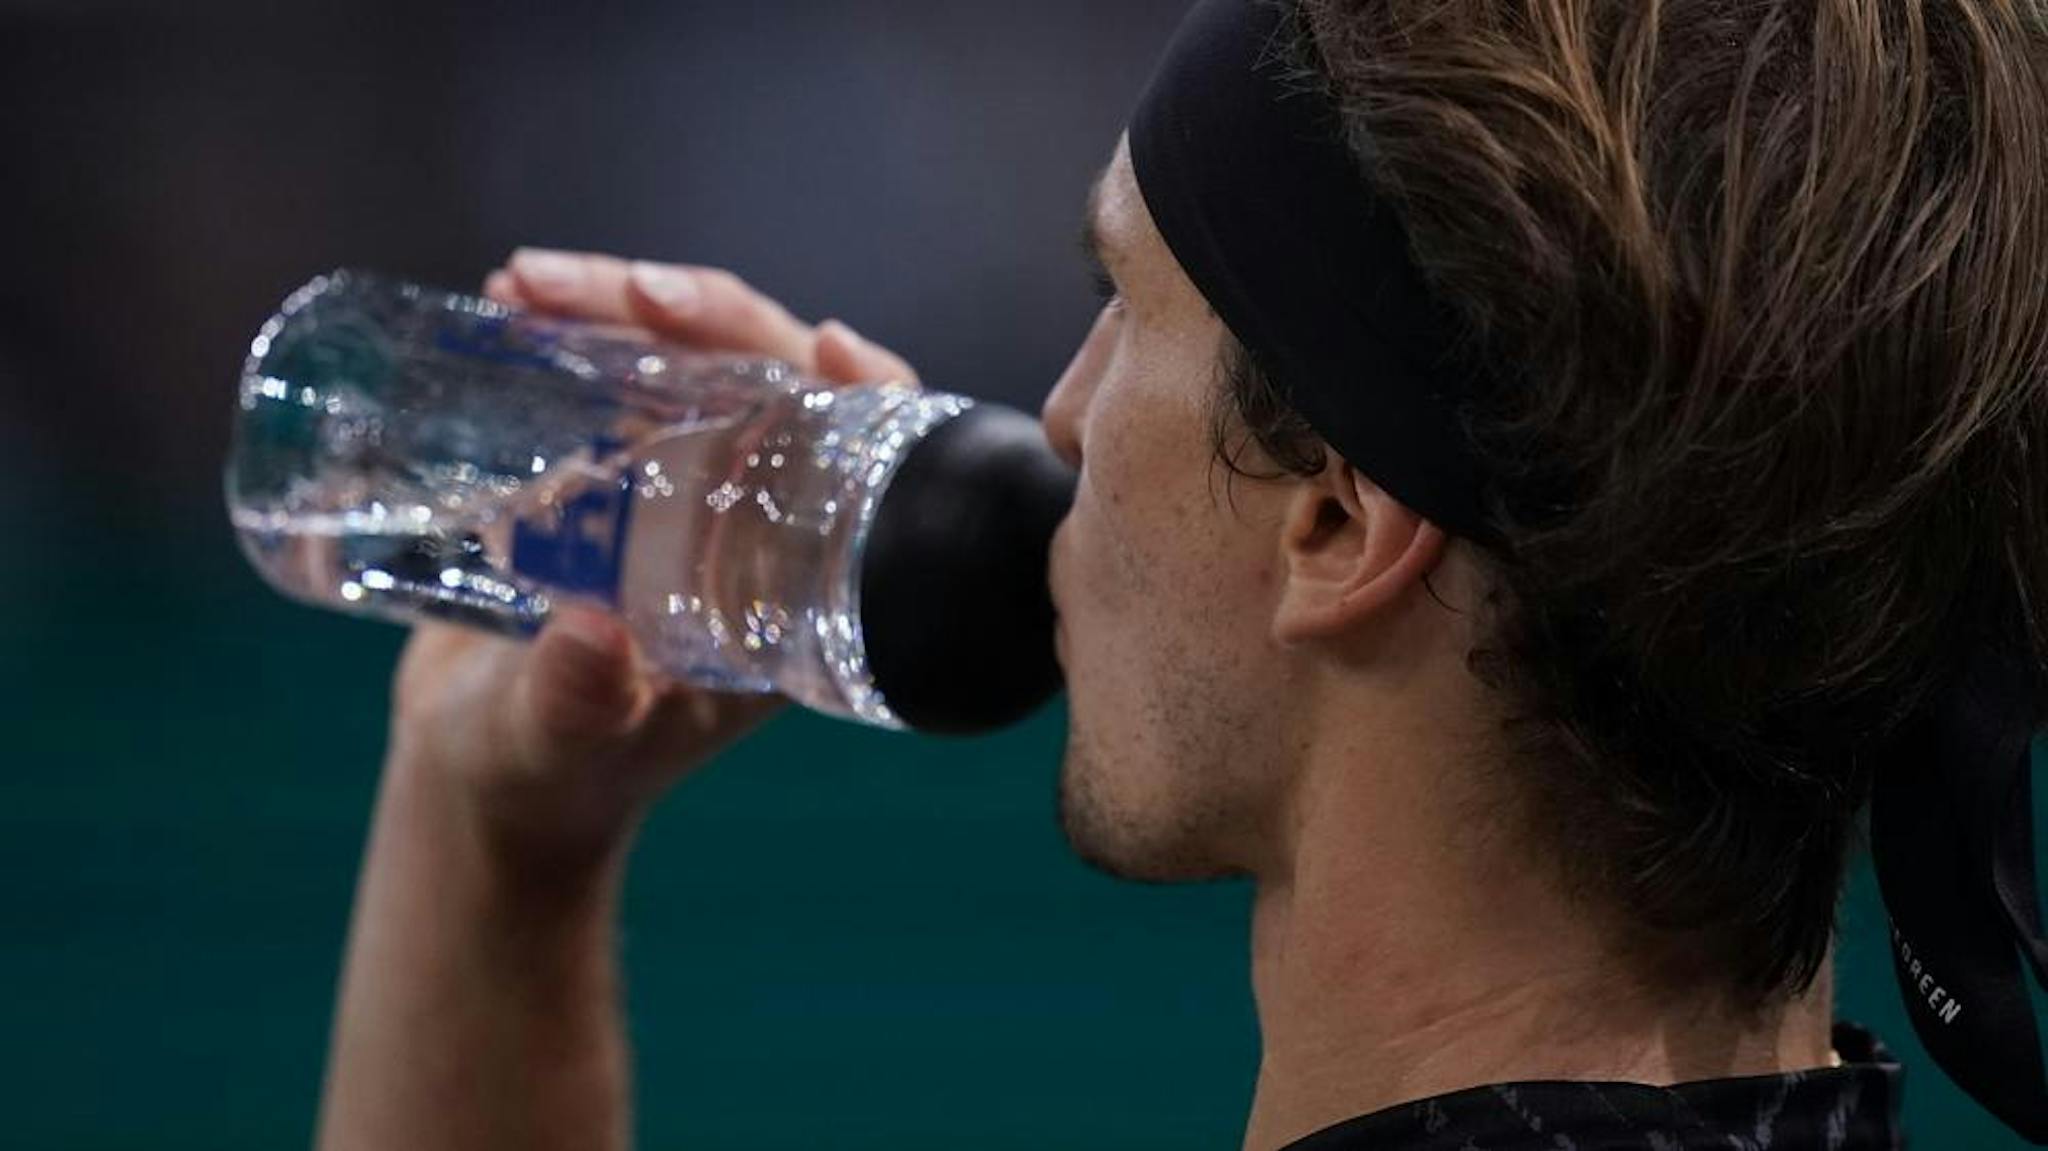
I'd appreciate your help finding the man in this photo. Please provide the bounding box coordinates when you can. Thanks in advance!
[315,1,2048,1148]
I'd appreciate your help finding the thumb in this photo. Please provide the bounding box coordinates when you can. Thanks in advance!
[512,604,650,767]
[814,319,920,387]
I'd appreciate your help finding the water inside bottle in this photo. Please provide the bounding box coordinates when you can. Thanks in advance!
[228,276,964,725]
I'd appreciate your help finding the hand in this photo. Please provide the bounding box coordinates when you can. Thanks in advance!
[386,249,919,878]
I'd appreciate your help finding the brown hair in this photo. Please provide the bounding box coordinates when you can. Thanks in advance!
[1227,0,2048,1000]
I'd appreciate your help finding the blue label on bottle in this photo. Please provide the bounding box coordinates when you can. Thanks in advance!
[510,435,635,603]
[434,314,562,371]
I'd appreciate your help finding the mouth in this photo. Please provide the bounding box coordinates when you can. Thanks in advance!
[1047,574,1066,665]
[1046,526,1070,664]
[1045,530,1065,618]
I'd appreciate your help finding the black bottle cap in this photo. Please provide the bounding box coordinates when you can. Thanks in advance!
[858,403,1077,734]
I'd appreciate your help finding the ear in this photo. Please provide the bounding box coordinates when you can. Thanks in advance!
[1272,464,1447,645]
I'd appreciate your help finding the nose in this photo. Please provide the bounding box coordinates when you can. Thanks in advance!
[1041,372,1084,470]
[1041,307,1116,470]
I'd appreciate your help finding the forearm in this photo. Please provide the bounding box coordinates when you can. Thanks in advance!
[316,752,634,1151]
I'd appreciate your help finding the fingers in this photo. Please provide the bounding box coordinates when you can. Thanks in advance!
[514,605,651,764]
[503,248,817,370]
[505,605,780,768]
[494,249,922,399]
[624,261,818,368]
[630,684,782,764]
[508,249,638,325]
[814,319,921,387]
[482,269,530,309]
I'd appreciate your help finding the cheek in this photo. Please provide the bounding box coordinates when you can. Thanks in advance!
[1066,364,1276,639]
[1066,378,1190,611]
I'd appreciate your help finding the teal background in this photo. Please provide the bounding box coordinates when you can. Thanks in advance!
[0,486,2035,1148]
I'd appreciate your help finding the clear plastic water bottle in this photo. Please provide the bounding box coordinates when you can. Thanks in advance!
[226,271,1074,732]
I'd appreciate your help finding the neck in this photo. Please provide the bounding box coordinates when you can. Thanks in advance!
[1236,737,1836,1151]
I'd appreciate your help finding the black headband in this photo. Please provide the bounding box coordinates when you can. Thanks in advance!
[1130,0,2048,1142]
[1129,0,1491,541]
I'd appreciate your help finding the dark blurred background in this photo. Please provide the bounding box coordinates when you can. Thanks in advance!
[0,1,2029,1146]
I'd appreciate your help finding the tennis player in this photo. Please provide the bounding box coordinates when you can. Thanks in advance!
[315,2,2048,1147]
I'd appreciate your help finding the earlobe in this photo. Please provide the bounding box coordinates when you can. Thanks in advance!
[1272,466,1447,645]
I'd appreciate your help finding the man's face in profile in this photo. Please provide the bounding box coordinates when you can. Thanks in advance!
[1042,137,1310,885]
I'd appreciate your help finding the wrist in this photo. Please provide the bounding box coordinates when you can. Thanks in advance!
[378,742,638,917]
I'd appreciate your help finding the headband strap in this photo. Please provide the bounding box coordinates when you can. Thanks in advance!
[1130,0,2048,1141]
[1870,639,2048,1143]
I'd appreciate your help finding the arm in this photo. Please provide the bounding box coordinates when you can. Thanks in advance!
[316,726,637,1151]
[315,250,917,1151]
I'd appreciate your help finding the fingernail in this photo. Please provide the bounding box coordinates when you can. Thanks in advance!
[513,248,584,296]
[482,269,519,301]
[631,261,702,316]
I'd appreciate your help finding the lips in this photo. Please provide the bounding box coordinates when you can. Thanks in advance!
[1047,538,1068,664]
[1046,525,1068,616]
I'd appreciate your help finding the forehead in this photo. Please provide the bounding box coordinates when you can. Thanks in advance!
[1091,138,1144,252]
[1091,136,1192,310]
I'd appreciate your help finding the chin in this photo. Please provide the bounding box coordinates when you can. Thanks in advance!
[1054,732,1248,885]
